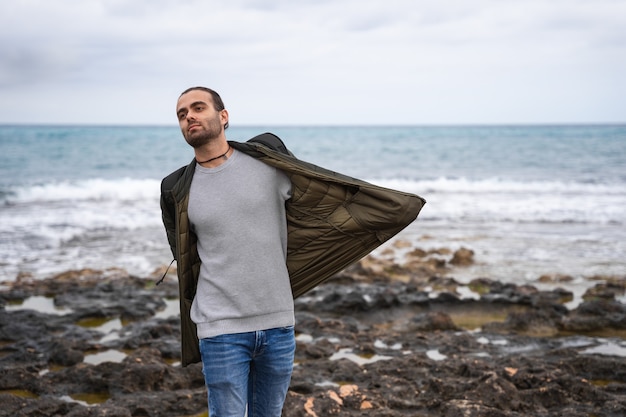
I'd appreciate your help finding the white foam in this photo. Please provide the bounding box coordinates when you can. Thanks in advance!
[6,178,160,204]
[0,178,163,248]
[370,177,626,225]
[1,174,625,284]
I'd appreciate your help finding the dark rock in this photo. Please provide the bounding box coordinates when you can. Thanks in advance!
[484,309,562,337]
[408,311,458,331]
[49,340,85,366]
[561,300,626,332]
[1,267,625,416]
[449,247,475,266]
[583,279,626,302]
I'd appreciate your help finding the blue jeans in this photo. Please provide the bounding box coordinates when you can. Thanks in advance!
[199,326,295,417]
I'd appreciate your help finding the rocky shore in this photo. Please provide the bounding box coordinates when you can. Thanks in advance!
[1,242,625,417]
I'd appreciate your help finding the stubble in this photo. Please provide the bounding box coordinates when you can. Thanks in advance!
[184,114,223,149]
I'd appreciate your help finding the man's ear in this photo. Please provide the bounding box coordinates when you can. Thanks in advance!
[221,109,229,129]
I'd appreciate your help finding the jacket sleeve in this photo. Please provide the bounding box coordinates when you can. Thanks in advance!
[160,166,187,260]
[160,196,176,259]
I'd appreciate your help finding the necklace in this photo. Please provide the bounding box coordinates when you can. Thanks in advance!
[196,146,231,164]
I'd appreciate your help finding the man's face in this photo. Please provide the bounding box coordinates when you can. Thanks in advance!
[176,90,228,148]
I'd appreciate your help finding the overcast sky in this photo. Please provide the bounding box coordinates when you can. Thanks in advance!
[1,0,625,126]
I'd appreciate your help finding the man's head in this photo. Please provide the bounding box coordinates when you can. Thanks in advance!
[176,87,229,149]
[178,87,229,129]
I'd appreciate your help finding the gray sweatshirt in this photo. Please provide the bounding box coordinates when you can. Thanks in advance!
[188,149,294,339]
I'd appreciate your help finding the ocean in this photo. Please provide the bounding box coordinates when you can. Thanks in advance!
[1,124,625,303]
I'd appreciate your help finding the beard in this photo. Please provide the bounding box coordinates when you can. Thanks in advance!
[183,115,223,149]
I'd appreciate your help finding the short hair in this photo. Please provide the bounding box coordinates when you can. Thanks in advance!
[179,86,229,129]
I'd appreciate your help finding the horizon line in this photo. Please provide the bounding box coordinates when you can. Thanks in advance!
[1,122,625,129]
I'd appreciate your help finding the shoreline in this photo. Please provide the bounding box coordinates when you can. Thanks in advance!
[3,222,625,301]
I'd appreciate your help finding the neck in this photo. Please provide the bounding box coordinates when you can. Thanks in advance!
[196,144,232,166]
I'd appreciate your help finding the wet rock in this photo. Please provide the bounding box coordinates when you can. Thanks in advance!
[302,338,336,359]
[583,279,626,302]
[449,247,475,266]
[0,395,83,417]
[484,309,563,337]
[408,311,459,331]
[49,340,85,366]
[1,265,625,416]
[538,273,575,283]
[561,300,626,332]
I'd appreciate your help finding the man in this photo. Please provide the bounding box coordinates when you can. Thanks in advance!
[161,87,425,416]
[164,86,295,416]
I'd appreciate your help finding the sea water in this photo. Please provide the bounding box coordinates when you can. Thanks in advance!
[1,125,625,293]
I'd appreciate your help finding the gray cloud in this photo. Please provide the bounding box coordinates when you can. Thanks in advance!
[0,0,624,125]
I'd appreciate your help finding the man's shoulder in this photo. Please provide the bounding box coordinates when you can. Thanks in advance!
[245,133,294,156]
[161,164,190,193]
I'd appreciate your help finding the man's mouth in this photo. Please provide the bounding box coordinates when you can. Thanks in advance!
[188,124,200,132]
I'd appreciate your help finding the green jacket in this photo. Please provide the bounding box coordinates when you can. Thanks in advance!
[160,133,425,366]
